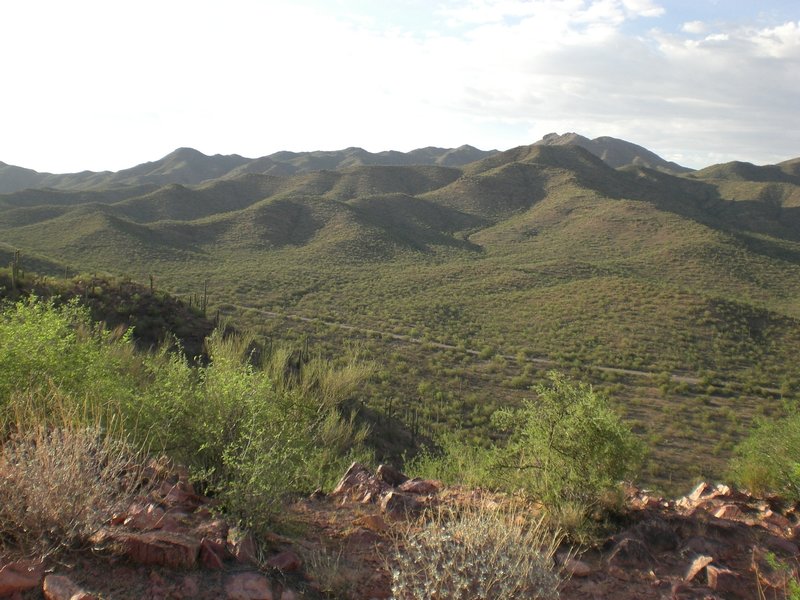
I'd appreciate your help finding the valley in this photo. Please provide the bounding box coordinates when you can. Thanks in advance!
[2,133,799,492]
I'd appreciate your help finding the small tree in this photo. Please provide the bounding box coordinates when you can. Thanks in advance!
[492,371,643,509]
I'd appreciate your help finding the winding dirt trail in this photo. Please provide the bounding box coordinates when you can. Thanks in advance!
[224,303,708,386]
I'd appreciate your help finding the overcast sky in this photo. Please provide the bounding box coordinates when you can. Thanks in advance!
[1,0,798,172]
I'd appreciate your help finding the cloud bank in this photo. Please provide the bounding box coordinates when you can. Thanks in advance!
[0,0,797,171]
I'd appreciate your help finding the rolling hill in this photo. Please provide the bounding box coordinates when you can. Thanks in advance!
[1,135,798,489]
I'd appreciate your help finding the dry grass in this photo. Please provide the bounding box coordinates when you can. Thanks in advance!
[0,424,148,557]
[389,505,563,600]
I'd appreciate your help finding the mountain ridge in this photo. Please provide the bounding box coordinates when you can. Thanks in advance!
[0,134,699,194]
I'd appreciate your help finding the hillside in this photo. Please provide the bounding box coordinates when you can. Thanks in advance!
[1,138,799,489]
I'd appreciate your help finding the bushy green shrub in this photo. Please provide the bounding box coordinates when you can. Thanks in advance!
[0,297,372,534]
[730,412,800,500]
[492,371,644,509]
[390,507,561,600]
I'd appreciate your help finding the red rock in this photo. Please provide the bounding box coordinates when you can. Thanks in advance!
[376,464,408,486]
[397,478,440,495]
[685,555,713,582]
[331,462,389,502]
[688,482,710,502]
[0,561,43,596]
[267,550,302,573]
[762,509,792,532]
[380,491,423,519]
[279,590,298,600]
[122,531,200,569]
[227,527,258,565]
[200,538,226,570]
[714,504,745,521]
[124,503,166,530]
[43,574,96,600]
[706,564,741,596]
[224,572,273,600]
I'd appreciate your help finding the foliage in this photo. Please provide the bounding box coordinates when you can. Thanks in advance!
[405,431,497,489]
[390,506,562,600]
[0,297,372,537]
[492,371,644,509]
[730,412,800,500]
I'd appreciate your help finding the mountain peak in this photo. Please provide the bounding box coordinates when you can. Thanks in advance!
[535,132,691,174]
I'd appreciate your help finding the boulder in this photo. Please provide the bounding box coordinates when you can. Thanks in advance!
[376,464,408,487]
[122,530,200,569]
[266,550,302,573]
[380,491,422,520]
[331,462,389,502]
[714,504,746,521]
[397,478,440,495]
[200,538,226,570]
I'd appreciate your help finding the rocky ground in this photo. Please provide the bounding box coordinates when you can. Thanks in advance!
[1,462,798,599]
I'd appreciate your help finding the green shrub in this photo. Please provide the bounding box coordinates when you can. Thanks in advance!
[492,371,644,509]
[0,297,372,535]
[730,413,800,499]
[406,432,496,489]
[390,506,561,600]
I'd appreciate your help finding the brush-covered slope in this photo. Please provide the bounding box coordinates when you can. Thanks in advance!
[4,142,800,488]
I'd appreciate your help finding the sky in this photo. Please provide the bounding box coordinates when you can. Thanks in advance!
[1,0,798,172]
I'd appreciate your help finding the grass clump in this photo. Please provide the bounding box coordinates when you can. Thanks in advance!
[0,424,147,557]
[390,506,562,600]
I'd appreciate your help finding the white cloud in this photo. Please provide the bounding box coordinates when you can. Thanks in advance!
[0,0,797,172]
[681,20,706,34]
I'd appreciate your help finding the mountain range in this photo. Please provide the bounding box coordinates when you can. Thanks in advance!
[0,133,694,195]
[1,132,799,485]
